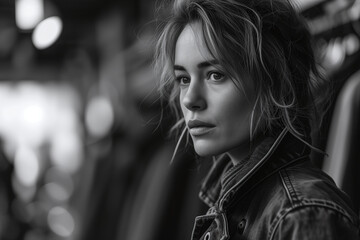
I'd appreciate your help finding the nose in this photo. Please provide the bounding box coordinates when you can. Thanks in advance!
[182,80,207,111]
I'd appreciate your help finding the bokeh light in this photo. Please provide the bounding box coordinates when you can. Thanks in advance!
[85,95,115,138]
[15,0,44,30]
[48,206,75,237]
[344,33,360,56]
[32,16,63,49]
[44,167,74,202]
[12,176,37,202]
[14,146,41,187]
[50,132,83,174]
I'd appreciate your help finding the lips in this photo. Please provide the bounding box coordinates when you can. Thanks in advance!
[187,120,215,136]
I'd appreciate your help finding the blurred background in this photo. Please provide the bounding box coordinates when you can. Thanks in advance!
[0,0,359,239]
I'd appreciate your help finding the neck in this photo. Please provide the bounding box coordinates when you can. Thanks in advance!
[226,134,265,165]
[226,145,250,166]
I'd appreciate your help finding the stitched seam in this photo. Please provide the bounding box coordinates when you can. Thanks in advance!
[301,198,356,221]
[222,163,244,187]
[279,170,294,206]
[224,155,308,210]
[191,213,230,240]
[191,214,217,240]
[283,169,300,204]
[220,213,230,240]
[219,128,288,210]
[199,191,216,207]
[267,202,358,240]
[241,156,307,199]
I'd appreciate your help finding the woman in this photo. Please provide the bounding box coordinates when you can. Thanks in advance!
[155,0,360,239]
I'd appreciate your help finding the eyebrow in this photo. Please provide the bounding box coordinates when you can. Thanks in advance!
[174,59,220,71]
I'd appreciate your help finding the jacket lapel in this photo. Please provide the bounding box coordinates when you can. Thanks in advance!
[199,128,311,211]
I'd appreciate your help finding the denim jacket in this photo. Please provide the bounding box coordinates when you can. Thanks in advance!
[191,128,360,240]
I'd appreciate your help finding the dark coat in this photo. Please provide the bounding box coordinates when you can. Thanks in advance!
[191,129,360,240]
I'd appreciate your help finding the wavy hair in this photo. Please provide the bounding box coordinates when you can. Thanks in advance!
[155,0,327,145]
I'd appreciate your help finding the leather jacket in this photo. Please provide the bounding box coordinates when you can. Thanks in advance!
[191,128,360,240]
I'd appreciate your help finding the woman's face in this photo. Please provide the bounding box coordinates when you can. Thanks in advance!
[174,23,255,160]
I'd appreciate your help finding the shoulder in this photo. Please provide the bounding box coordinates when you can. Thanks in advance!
[267,161,360,239]
[277,161,356,219]
[269,204,359,239]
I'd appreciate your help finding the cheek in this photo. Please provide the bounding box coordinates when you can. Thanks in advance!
[179,93,186,116]
[220,94,252,120]
[217,94,253,135]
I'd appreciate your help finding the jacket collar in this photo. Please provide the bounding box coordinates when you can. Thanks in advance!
[199,128,311,210]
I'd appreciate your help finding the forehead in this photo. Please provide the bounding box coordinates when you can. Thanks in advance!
[175,23,213,64]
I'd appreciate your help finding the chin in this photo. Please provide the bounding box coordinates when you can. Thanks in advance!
[193,144,223,157]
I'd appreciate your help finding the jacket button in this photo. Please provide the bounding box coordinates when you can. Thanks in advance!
[204,232,211,240]
[237,219,247,234]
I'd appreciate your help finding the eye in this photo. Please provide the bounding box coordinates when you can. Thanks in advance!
[208,72,225,82]
[176,76,190,85]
